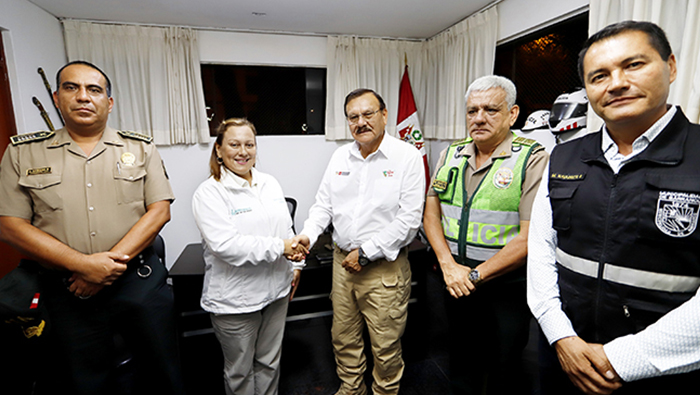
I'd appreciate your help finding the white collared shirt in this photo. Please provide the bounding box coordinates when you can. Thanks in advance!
[300,132,425,261]
[192,167,303,314]
[602,106,676,174]
[527,106,700,381]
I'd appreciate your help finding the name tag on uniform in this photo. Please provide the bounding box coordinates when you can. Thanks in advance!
[26,167,51,176]
[551,173,585,181]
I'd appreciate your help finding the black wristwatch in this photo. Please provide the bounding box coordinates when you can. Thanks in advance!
[358,247,371,266]
[468,268,482,286]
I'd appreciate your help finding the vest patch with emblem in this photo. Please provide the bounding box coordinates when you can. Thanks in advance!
[655,191,700,237]
[493,168,514,189]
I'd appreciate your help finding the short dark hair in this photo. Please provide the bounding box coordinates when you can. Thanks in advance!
[343,88,386,117]
[56,60,113,97]
[577,20,673,83]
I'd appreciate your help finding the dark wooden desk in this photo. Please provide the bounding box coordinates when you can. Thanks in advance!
[169,236,428,395]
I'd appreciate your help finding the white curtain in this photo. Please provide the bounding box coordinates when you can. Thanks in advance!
[325,37,422,140]
[421,8,499,140]
[588,0,700,130]
[325,6,498,141]
[62,20,210,145]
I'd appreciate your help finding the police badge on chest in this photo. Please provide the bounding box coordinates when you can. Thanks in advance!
[655,191,700,237]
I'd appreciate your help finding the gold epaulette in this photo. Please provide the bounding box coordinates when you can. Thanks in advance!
[118,130,153,144]
[450,137,471,147]
[10,131,55,146]
[512,136,538,146]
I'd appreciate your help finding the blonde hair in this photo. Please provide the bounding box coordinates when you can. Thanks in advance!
[210,118,258,181]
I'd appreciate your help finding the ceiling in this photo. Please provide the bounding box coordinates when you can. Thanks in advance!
[28,0,495,39]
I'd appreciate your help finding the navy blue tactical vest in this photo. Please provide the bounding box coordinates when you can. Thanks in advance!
[549,110,700,344]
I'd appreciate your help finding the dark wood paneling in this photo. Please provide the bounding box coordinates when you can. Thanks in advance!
[0,35,23,278]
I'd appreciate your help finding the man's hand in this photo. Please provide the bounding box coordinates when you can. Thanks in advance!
[441,259,476,298]
[341,249,363,274]
[590,344,621,382]
[67,276,105,298]
[287,235,311,261]
[554,336,622,395]
[76,251,129,285]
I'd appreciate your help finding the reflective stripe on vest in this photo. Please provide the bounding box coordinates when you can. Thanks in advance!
[557,247,700,293]
[434,134,535,262]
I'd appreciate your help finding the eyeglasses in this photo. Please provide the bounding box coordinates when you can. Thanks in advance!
[347,109,381,125]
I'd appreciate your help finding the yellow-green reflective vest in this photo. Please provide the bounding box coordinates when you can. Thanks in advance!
[432,134,540,263]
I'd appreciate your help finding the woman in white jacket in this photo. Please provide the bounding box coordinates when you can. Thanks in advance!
[192,118,306,395]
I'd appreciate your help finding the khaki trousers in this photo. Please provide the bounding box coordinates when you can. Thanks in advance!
[331,247,411,395]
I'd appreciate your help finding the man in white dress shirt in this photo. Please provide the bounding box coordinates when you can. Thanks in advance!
[528,21,700,395]
[292,88,425,395]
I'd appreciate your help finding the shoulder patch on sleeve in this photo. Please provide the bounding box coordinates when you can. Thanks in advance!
[10,131,55,146]
[118,130,153,144]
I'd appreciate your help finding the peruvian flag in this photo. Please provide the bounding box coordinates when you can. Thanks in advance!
[397,65,429,192]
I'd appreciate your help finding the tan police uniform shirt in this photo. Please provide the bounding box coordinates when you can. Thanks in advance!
[427,133,548,221]
[0,127,174,255]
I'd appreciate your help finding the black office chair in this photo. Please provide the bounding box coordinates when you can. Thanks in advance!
[285,197,297,233]
[152,234,166,263]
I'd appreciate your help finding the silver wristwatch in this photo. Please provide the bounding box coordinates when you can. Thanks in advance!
[468,268,482,286]
[358,247,371,266]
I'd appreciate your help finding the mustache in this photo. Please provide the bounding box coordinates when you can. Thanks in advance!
[355,126,372,133]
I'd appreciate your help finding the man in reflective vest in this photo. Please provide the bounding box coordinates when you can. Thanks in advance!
[528,21,700,395]
[423,75,548,394]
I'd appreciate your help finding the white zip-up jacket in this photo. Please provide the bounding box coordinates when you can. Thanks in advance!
[192,167,302,314]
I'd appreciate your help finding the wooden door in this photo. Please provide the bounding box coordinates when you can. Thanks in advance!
[0,36,23,278]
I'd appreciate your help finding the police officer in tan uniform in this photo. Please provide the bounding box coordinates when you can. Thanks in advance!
[423,76,548,395]
[0,61,184,394]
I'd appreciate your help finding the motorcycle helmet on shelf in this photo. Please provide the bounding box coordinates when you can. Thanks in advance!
[522,110,551,131]
[549,88,588,134]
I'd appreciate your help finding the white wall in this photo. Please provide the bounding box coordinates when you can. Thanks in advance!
[1,0,66,134]
[497,0,589,43]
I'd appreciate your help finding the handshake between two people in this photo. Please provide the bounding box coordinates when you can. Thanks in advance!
[284,234,311,262]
